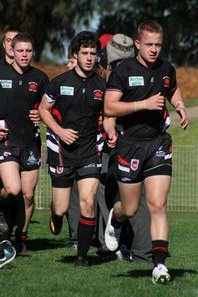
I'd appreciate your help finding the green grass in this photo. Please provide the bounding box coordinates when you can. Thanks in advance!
[0,210,197,297]
[167,97,198,112]
[170,120,198,145]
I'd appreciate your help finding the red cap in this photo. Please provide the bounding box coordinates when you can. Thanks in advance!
[99,34,113,49]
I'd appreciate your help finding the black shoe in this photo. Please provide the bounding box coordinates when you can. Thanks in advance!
[0,211,8,234]
[49,214,63,235]
[74,256,88,267]
[14,241,27,256]
[65,240,78,249]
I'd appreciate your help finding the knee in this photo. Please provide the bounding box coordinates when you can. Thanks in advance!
[23,192,34,207]
[80,197,95,216]
[6,185,21,197]
[147,200,166,215]
[122,207,137,218]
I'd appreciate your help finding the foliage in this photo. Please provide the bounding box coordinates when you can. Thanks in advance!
[97,0,198,66]
[0,0,197,65]
[0,0,96,60]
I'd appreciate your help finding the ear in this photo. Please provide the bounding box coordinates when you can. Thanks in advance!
[73,52,78,59]
[134,39,140,50]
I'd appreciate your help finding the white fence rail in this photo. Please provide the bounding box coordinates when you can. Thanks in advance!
[35,145,198,212]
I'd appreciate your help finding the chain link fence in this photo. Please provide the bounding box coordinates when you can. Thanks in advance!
[35,144,198,212]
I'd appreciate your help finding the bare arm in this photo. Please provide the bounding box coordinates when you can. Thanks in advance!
[169,87,188,130]
[38,95,79,145]
[104,89,165,117]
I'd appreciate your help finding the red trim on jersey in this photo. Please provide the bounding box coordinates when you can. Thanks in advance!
[118,155,130,166]
[52,108,62,123]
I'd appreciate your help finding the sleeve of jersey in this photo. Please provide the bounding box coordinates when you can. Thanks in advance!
[44,79,59,103]
[106,66,125,93]
[170,64,177,89]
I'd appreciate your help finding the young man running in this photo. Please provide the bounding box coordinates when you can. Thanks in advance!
[104,20,188,284]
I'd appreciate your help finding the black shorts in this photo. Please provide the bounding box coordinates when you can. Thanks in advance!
[49,161,102,188]
[0,144,41,171]
[116,133,172,183]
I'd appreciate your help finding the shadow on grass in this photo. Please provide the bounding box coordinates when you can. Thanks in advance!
[115,267,198,281]
[26,238,67,252]
[59,253,118,266]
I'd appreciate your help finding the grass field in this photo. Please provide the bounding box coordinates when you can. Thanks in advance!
[0,210,197,297]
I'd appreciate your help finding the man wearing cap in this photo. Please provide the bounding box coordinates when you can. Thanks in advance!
[104,20,188,284]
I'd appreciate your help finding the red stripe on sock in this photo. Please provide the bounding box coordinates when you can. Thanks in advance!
[152,246,168,253]
[79,217,96,226]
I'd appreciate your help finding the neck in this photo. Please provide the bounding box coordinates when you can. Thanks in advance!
[75,65,93,78]
[12,61,29,74]
[5,55,14,65]
[136,54,154,69]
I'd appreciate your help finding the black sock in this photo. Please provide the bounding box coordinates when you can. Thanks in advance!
[152,240,169,267]
[77,216,96,259]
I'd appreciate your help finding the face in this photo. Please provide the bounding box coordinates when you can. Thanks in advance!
[3,31,18,59]
[12,41,34,70]
[135,30,162,67]
[75,46,97,75]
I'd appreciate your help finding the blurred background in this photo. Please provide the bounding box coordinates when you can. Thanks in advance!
[0,0,197,66]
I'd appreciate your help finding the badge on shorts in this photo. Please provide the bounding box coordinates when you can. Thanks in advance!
[60,86,74,95]
[128,76,144,86]
[0,80,12,88]
[56,166,64,174]
[131,159,139,171]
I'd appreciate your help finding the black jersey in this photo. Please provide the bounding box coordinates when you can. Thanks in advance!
[45,69,105,166]
[106,58,176,138]
[0,63,49,147]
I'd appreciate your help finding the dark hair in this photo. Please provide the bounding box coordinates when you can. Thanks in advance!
[71,31,100,54]
[137,20,163,39]
[2,26,20,41]
[11,32,34,49]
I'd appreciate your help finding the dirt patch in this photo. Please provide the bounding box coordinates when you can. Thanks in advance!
[176,67,198,99]
[33,63,198,99]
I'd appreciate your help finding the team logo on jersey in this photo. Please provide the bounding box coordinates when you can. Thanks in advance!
[3,151,11,157]
[60,86,74,95]
[131,159,139,171]
[129,76,144,86]
[0,80,12,88]
[163,76,170,88]
[28,82,38,92]
[93,90,103,101]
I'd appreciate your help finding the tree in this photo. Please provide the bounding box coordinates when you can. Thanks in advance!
[0,0,197,66]
[0,0,96,61]
[97,0,198,66]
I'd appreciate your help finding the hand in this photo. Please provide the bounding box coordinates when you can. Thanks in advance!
[29,109,40,125]
[176,107,188,130]
[58,128,79,145]
[145,92,165,110]
[107,131,118,148]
